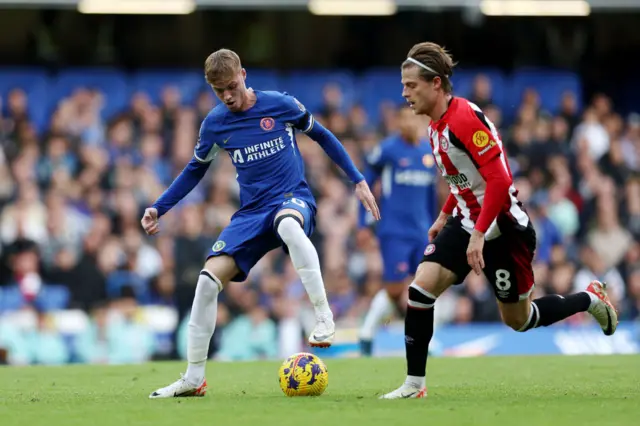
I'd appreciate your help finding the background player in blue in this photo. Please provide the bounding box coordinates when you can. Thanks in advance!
[357,106,438,356]
[141,49,380,398]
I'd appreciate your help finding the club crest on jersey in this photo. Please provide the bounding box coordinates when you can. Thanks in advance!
[472,130,491,148]
[260,117,275,131]
[212,240,226,252]
[424,244,436,255]
[439,135,449,152]
[422,154,434,168]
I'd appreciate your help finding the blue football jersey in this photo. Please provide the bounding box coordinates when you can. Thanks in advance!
[195,90,316,210]
[360,134,438,240]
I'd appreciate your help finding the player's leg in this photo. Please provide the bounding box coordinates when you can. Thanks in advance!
[149,254,239,398]
[359,238,414,356]
[484,220,618,335]
[380,218,471,400]
[150,214,273,398]
[273,197,334,347]
[359,281,405,356]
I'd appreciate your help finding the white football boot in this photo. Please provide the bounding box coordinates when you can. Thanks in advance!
[585,280,619,336]
[379,383,427,399]
[149,374,207,399]
[308,314,335,348]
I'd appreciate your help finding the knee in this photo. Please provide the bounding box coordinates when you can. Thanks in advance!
[504,316,529,331]
[407,282,436,310]
[197,269,223,298]
[385,283,405,301]
[276,216,304,242]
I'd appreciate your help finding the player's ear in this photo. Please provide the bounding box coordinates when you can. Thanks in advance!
[432,76,442,91]
[241,68,247,80]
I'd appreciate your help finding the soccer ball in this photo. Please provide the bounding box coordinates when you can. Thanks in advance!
[278,352,328,397]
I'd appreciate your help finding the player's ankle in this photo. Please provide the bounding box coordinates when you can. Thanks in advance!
[185,361,206,386]
[405,375,426,389]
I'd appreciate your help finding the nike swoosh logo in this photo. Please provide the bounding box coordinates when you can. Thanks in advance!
[223,136,232,144]
[312,333,334,341]
[400,391,418,398]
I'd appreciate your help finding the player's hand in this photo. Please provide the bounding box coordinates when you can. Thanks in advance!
[141,207,160,235]
[428,213,449,242]
[467,229,485,276]
[355,180,381,221]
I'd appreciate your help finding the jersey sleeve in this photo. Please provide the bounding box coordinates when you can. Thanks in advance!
[448,108,502,169]
[194,116,221,164]
[280,93,315,133]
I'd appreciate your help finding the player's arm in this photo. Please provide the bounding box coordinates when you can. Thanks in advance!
[151,122,220,218]
[283,93,379,219]
[283,94,364,184]
[450,114,511,234]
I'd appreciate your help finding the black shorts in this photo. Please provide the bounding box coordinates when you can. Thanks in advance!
[422,215,537,303]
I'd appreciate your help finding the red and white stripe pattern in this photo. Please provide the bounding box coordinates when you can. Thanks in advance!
[428,98,529,240]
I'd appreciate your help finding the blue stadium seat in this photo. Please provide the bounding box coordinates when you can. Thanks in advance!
[244,69,280,93]
[131,70,204,106]
[35,285,70,312]
[0,67,49,134]
[51,68,130,121]
[507,68,582,117]
[283,70,356,115]
[0,286,26,311]
[451,68,507,111]
[358,67,405,124]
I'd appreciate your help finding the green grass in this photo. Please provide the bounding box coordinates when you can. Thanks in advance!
[1,355,639,426]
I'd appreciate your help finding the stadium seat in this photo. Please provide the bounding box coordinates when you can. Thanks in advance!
[283,70,356,114]
[35,285,71,312]
[358,67,406,124]
[507,68,582,117]
[0,67,50,134]
[451,68,507,111]
[130,69,204,106]
[51,68,130,121]
[0,286,26,312]
[244,69,281,93]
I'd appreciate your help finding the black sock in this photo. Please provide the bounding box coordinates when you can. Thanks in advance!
[524,293,591,331]
[405,285,435,377]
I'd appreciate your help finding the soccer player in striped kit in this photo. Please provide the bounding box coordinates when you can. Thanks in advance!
[380,42,619,399]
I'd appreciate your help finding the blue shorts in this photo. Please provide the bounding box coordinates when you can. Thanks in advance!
[379,237,428,283]
[208,196,316,282]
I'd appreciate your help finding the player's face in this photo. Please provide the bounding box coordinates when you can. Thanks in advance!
[211,69,248,112]
[401,66,438,116]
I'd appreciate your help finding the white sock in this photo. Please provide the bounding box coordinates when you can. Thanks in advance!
[586,290,599,309]
[185,270,222,386]
[405,375,426,389]
[360,288,394,340]
[277,217,332,319]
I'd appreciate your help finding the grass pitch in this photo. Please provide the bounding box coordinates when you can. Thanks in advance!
[0,355,638,426]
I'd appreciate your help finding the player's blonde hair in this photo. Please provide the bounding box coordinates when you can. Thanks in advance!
[403,42,457,93]
[204,49,242,85]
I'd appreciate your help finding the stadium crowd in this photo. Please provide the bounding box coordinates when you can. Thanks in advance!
[0,73,639,365]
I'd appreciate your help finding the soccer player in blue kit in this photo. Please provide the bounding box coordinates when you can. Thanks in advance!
[142,49,380,398]
[357,106,438,356]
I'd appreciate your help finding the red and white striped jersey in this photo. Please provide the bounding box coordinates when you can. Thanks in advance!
[427,97,529,240]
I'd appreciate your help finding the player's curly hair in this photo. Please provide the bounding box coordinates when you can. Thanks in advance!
[204,48,242,85]
[403,42,457,93]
